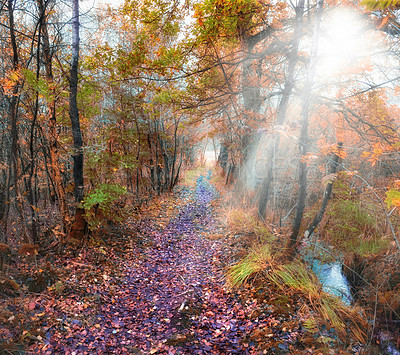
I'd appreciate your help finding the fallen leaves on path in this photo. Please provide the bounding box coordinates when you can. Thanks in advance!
[3,173,303,354]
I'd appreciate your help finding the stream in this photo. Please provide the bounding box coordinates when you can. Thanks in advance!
[304,238,400,355]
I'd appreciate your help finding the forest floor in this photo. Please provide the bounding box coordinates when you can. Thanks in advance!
[0,167,374,354]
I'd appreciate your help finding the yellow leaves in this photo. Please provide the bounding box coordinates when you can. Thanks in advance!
[361,0,400,10]
[0,69,21,95]
[386,189,400,208]
[320,144,347,159]
[362,143,393,166]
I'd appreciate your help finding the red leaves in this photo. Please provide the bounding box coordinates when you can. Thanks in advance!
[2,177,306,354]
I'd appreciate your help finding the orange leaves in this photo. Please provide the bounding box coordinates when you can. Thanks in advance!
[0,69,21,95]
[361,142,393,166]
[320,144,347,159]
[375,16,389,29]
[300,154,319,164]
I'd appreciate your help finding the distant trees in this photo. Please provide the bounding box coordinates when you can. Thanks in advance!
[0,0,199,245]
[83,1,195,201]
[0,0,399,255]
[190,0,400,256]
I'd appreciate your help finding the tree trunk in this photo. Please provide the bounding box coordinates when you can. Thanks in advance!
[258,0,305,220]
[38,0,71,233]
[305,142,343,237]
[7,0,31,243]
[26,6,43,243]
[68,0,85,240]
[169,118,179,191]
[134,116,141,200]
[287,0,324,257]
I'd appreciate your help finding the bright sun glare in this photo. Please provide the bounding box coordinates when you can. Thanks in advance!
[318,8,367,78]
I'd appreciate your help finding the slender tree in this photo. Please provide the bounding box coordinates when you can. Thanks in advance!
[37,0,70,233]
[257,0,305,219]
[69,0,85,239]
[287,0,324,256]
[6,0,31,242]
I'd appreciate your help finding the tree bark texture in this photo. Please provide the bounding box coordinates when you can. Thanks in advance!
[38,0,71,233]
[305,142,343,237]
[69,0,83,205]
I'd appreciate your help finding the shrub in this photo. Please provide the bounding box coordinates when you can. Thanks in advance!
[82,183,128,230]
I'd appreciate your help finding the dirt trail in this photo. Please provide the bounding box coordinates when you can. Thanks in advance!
[27,173,298,354]
[96,174,257,354]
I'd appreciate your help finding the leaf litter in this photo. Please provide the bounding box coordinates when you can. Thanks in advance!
[4,172,307,354]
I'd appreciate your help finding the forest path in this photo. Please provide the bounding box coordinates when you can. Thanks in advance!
[94,173,262,354]
[26,171,298,354]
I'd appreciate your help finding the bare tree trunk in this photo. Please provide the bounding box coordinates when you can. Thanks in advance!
[169,118,179,191]
[154,123,161,195]
[7,0,30,243]
[287,0,324,257]
[38,0,70,233]
[68,0,85,240]
[158,120,170,191]
[258,0,305,220]
[148,133,156,191]
[134,116,141,200]
[26,6,43,243]
[172,138,184,187]
[305,142,343,237]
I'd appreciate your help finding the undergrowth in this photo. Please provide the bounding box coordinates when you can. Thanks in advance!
[220,170,400,352]
[227,243,367,347]
[270,261,366,344]
[225,207,276,244]
[227,244,275,288]
[222,199,368,349]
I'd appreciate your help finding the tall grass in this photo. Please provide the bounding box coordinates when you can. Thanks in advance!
[270,261,367,343]
[228,251,367,344]
[227,244,275,288]
[325,198,390,256]
[225,207,275,244]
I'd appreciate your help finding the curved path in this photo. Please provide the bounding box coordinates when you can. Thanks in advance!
[30,174,298,354]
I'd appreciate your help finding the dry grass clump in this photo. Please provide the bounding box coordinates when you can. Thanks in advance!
[227,244,277,288]
[270,261,367,343]
[227,247,367,345]
[224,207,276,244]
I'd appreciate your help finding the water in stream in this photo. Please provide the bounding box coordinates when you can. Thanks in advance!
[311,259,352,305]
